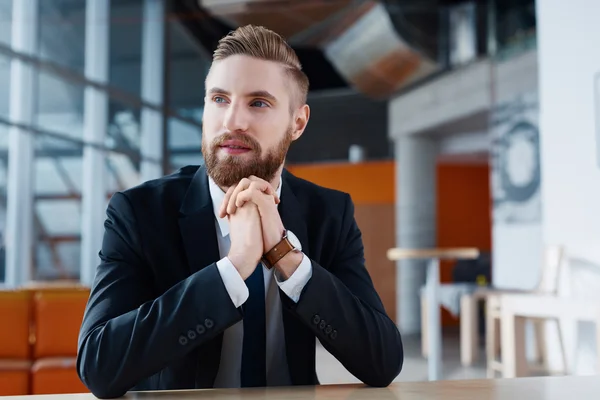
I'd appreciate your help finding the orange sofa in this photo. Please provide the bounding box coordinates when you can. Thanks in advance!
[0,285,90,396]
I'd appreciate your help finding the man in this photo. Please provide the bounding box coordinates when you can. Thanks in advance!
[77,25,403,399]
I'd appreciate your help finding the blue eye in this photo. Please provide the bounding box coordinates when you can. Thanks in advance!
[213,96,227,103]
[251,100,268,108]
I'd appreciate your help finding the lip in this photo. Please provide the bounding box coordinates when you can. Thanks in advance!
[219,140,252,150]
[218,139,253,155]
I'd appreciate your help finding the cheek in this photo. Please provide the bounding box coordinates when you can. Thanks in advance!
[202,107,224,128]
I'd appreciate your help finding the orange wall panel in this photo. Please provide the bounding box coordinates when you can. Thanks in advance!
[436,162,492,325]
[286,161,395,205]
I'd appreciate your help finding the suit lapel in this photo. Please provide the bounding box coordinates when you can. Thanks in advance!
[278,170,309,257]
[279,170,314,385]
[178,166,221,275]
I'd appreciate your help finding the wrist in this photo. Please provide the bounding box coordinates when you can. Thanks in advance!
[227,253,258,280]
[264,226,286,253]
[274,251,303,280]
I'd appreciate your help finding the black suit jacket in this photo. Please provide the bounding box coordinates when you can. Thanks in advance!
[76,166,403,399]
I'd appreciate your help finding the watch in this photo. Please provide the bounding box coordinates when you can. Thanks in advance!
[262,230,302,269]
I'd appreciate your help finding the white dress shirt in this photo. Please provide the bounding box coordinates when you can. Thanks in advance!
[208,176,313,388]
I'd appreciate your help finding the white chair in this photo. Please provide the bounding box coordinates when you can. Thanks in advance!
[486,245,568,377]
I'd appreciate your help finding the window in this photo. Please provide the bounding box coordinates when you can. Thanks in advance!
[35,70,85,141]
[0,0,13,47]
[38,0,86,72]
[33,134,82,280]
[110,0,142,97]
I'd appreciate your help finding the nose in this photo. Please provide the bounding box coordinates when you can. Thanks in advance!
[223,101,249,133]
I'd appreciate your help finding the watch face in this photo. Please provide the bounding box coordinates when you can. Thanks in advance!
[286,230,302,251]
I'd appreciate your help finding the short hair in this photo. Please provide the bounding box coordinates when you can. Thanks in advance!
[211,25,309,109]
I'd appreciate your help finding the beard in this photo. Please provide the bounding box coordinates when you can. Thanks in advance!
[202,125,293,188]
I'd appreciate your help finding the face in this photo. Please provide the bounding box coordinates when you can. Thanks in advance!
[202,54,309,188]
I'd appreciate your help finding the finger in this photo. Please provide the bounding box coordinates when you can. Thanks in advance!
[227,178,251,215]
[219,186,236,218]
[235,189,254,208]
[250,181,279,206]
[248,177,280,204]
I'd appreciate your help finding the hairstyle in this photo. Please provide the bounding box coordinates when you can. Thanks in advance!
[211,25,309,109]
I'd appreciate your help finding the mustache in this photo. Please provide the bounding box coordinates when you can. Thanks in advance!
[211,133,260,151]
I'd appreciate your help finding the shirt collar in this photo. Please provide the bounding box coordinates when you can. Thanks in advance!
[208,175,283,237]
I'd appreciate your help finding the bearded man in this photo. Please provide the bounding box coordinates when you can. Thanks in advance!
[76,24,403,399]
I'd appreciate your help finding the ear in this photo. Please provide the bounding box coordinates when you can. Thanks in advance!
[291,104,310,141]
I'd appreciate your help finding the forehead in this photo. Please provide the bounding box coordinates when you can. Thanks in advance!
[206,55,289,99]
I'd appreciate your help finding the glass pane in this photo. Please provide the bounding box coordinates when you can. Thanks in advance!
[110,0,142,97]
[168,117,202,172]
[106,151,141,194]
[494,0,537,59]
[35,70,84,141]
[33,134,82,281]
[169,118,201,149]
[107,98,141,153]
[170,153,203,173]
[35,241,80,281]
[168,20,210,122]
[38,0,86,72]
[36,200,80,235]
[0,0,12,47]
[0,123,7,283]
[35,158,71,195]
[0,53,10,120]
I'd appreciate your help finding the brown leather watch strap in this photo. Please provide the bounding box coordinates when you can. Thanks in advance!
[262,237,294,269]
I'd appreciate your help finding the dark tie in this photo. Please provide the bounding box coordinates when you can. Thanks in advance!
[241,263,267,387]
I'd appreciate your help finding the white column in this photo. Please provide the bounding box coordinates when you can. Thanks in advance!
[5,0,38,287]
[140,0,165,181]
[536,0,600,375]
[80,0,109,286]
[395,136,438,334]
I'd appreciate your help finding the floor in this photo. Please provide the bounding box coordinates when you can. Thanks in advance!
[315,328,487,384]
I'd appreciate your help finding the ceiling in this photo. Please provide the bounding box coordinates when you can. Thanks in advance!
[172,0,484,99]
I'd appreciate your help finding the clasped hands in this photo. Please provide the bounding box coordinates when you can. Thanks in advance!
[219,176,300,281]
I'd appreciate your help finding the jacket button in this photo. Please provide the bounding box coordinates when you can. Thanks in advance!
[312,315,321,325]
[187,330,197,340]
[319,320,326,330]
[205,318,214,329]
[325,325,333,334]
[330,330,338,340]
[196,324,206,335]
[178,336,188,346]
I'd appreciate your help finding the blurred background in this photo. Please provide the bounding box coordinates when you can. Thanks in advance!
[1,0,600,396]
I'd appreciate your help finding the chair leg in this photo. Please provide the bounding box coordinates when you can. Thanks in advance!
[500,313,528,378]
[421,292,428,358]
[533,319,548,371]
[555,317,568,374]
[460,294,478,366]
[486,297,498,378]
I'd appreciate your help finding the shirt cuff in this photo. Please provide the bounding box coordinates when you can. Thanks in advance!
[216,257,249,308]
[275,252,312,303]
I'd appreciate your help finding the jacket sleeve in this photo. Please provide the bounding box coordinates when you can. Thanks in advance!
[76,192,242,399]
[284,194,403,387]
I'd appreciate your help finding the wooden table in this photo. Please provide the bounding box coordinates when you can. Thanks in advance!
[387,247,480,381]
[5,376,600,399]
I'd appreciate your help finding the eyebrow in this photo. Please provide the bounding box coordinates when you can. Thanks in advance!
[207,87,278,104]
